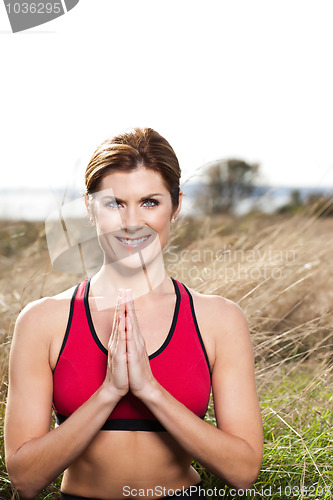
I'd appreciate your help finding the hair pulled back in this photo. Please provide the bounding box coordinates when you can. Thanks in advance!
[85,128,181,211]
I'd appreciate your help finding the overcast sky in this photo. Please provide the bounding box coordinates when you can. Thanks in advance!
[1,0,333,192]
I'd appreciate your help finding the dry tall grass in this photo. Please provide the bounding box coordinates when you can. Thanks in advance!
[0,208,332,499]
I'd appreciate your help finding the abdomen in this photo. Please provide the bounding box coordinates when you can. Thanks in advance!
[60,430,200,499]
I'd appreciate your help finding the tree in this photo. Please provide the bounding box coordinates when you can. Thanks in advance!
[198,158,260,214]
[277,189,303,214]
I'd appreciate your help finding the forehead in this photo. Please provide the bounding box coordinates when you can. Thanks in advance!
[98,167,169,195]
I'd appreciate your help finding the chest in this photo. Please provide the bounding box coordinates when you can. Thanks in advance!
[52,286,212,422]
[86,294,177,357]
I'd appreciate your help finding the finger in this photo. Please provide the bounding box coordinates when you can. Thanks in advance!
[126,291,147,355]
[125,309,143,366]
[125,308,133,344]
[117,289,126,352]
[125,290,136,335]
[118,289,125,324]
[109,289,124,351]
[125,289,136,344]
[111,290,121,334]
[109,290,127,374]
[124,292,140,361]
[125,289,140,341]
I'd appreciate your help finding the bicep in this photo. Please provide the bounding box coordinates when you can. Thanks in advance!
[5,306,54,460]
[211,303,263,454]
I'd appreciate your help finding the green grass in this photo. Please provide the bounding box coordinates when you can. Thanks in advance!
[194,367,333,499]
[257,373,333,499]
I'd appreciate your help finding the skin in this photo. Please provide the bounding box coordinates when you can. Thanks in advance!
[4,167,263,499]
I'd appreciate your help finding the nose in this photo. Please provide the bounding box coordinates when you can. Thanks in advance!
[120,206,143,233]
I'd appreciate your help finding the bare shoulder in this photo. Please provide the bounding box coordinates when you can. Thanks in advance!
[184,285,251,366]
[13,284,78,346]
[187,285,248,333]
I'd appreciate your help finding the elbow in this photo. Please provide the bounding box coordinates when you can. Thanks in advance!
[227,476,258,494]
[215,452,262,492]
[231,477,257,492]
[9,477,41,500]
[7,461,43,499]
[231,440,262,491]
[14,486,39,500]
[229,460,262,491]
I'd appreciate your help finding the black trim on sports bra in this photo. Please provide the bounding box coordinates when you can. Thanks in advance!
[149,277,181,360]
[84,280,108,355]
[55,411,206,432]
[84,278,181,360]
[54,411,167,431]
[53,284,80,373]
[181,283,212,378]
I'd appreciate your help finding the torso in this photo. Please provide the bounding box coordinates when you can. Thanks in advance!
[47,276,217,499]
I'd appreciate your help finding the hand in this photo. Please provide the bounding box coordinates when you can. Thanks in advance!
[102,289,129,399]
[125,289,156,399]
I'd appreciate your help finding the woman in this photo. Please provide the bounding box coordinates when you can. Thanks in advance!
[5,128,263,499]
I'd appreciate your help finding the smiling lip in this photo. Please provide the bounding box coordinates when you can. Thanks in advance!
[116,235,151,248]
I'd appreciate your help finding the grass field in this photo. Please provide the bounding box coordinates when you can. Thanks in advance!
[0,207,332,499]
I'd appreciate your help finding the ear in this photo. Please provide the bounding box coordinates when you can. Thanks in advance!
[171,190,183,222]
[85,193,95,225]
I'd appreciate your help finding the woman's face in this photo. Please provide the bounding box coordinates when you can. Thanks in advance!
[90,167,181,267]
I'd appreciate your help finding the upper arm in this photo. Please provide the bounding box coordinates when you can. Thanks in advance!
[211,298,263,457]
[5,301,54,462]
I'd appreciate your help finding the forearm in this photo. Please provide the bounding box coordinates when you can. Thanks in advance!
[142,382,262,490]
[7,384,120,499]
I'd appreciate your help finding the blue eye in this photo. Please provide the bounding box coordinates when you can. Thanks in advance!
[104,199,121,209]
[143,199,160,208]
[99,198,159,209]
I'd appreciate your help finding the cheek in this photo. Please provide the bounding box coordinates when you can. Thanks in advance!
[95,211,122,232]
[156,217,172,245]
[155,213,172,232]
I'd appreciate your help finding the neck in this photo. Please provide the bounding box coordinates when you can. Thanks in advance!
[89,249,166,311]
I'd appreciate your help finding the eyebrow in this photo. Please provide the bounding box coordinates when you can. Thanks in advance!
[140,193,164,199]
[102,193,164,203]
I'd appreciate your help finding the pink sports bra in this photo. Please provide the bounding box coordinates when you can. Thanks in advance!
[53,278,211,431]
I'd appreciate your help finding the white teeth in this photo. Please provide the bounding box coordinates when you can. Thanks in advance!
[118,236,149,247]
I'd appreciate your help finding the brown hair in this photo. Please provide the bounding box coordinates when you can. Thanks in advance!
[85,128,181,211]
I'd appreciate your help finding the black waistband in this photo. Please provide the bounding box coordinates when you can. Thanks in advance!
[55,412,167,431]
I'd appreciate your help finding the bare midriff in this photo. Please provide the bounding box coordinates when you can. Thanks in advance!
[60,430,200,499]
